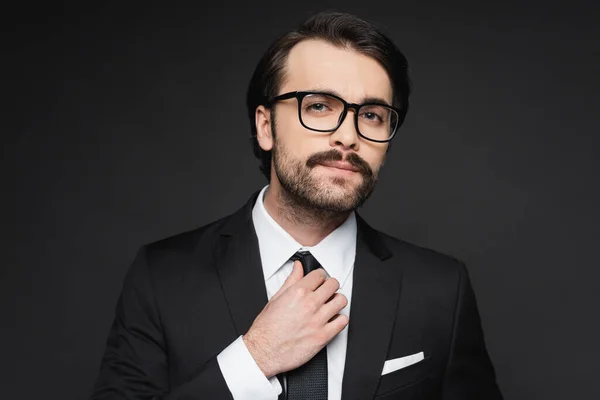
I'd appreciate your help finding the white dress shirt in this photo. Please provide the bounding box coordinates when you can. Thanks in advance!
[217,185,357,400]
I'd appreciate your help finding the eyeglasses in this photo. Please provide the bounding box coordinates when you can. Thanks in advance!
[265,91,401,143]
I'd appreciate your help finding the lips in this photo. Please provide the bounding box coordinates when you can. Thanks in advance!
[306,149,372,177]
[318,161,361,172]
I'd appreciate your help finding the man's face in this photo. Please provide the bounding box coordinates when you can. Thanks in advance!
[257,39,393,212]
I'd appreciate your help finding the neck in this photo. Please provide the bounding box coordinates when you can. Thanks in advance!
[262,183,350,247]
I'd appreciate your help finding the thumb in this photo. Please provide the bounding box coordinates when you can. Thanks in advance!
[271,260,304,301]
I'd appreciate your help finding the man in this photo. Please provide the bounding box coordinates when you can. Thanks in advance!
[91,11,503,400]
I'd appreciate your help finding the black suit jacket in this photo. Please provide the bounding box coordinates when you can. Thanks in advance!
[91,191,503,400]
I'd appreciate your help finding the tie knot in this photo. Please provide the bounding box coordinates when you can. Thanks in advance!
[290,251,322,275]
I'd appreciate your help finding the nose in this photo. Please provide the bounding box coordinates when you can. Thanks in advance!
[328,108,360,151]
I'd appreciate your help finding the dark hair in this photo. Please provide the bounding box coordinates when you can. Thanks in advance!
[246,11,411,181]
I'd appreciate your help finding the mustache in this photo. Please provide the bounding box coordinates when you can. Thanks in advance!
[306,149,373,177]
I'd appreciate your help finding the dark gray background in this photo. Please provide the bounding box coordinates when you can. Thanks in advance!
[3,1,599,399]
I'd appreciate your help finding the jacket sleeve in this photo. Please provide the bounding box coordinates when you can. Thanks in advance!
[441,262,503,400]
[90,247,233,400]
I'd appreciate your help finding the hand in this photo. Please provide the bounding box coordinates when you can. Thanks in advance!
[242,260,349,378]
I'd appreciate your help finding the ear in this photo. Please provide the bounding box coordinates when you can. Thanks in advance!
[255,105,274,152]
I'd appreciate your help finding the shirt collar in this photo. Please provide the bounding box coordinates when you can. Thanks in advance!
[252,185,357,286]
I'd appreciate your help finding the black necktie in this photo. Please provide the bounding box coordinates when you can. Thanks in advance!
[285,251,328,400]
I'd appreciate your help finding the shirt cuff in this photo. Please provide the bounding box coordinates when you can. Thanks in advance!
[217,335,282,400]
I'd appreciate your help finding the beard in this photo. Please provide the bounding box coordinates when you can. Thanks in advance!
[271,121,379,213]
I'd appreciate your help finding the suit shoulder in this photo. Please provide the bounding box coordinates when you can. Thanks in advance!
[378,230,467,276]
[125,213,237,283]
[374,231,471,305]
[142,213,231,256]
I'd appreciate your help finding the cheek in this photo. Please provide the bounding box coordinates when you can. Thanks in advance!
[275,111,302,143]
[361,146,388,172]
[276,114,330,155]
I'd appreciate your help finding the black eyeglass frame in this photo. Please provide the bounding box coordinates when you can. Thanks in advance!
[265,91,402,143]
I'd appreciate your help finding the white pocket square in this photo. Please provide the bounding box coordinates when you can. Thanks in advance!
[381,351,425,375]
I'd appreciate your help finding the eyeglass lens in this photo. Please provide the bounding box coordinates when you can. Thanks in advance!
[300,93,398,141]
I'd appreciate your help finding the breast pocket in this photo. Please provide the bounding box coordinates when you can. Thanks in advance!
[374,354,432,398]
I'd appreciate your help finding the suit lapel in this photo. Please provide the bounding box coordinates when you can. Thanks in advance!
[341,214,402,400]
[215,190,287,399]
[215,191,269,338]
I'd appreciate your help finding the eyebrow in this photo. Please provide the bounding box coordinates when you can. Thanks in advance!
[306,88,392,107]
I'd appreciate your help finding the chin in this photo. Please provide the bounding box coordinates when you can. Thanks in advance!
[317,182,361,206]
[315,169,362,185]
[323,169,364,188]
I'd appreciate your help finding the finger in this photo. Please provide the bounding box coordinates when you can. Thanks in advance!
[271,261,304,301]
[312,276,340,305]
[322,313,349,338]
[316,293,348,324]
[297,267,328,292]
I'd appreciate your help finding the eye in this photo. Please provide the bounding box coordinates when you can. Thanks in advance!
[306,102,330,113]
[361,111,383,122]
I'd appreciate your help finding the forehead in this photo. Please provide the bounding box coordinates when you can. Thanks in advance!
[281,39,393,104]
